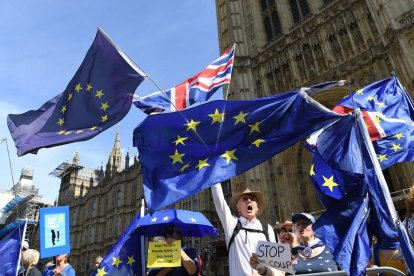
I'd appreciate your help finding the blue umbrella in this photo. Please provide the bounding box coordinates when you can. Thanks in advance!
[136,209,219,237]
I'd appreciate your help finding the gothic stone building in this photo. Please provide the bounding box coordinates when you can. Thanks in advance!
[215,0,414,222]
[56,1,414,275]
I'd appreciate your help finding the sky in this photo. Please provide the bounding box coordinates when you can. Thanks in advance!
[0,1,220,202]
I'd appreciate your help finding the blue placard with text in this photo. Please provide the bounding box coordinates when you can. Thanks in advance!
[40,206,70,258]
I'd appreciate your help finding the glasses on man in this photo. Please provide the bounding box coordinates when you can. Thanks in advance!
[241,195,257,202]
[280,227,293,233]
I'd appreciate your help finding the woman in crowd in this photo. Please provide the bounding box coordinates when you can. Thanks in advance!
[21,249,42,276]
[53,254,75,276]
[249,213,339,275]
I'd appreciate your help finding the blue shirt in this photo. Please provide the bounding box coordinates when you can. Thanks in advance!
[60,264,76,276]
[293,247,338,274]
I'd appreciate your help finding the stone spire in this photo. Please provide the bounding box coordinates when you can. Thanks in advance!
[106,126,123,177]
[72,150,80,166]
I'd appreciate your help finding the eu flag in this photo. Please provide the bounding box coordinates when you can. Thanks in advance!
[0,221,26,276]
[313,187,370,276]
[7,28,146,156]
[133,90,345,211]
[309,150,363,207]
[333,76,414,121]
[91,213,143,276]
[315,112,414,275]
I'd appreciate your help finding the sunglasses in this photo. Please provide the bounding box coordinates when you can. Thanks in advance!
[241,195,257,202]
[280,227,293,233]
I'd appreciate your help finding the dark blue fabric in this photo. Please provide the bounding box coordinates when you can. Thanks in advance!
[91,213,143,276]
[133,91,344,211]
[0,221,26,276]
[7,29,145,156]
[292,248,339,274]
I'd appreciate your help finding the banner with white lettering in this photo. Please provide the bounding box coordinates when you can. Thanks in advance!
[255,240,294,274]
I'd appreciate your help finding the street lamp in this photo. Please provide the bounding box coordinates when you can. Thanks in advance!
[1,138,15,188]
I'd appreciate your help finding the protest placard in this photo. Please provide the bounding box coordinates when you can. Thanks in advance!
[256,240,295,274]
[147,240,181,268]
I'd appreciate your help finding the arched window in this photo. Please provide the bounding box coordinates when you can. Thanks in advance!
[289,0,311,24]
[260,0,283,42]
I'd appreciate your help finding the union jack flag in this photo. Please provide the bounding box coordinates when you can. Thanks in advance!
[133,44,235,114]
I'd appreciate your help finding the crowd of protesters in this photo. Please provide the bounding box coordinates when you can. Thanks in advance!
[14,184,414,276]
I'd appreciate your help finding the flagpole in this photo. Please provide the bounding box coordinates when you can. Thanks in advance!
[355,109,397,222]
[140,197,146,276]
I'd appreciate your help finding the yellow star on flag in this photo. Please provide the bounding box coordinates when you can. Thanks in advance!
[169,149,185,164]
[76,130,84,134]
[373,116,381,124]
[367,96,375,101]
[58,130,65,135]
[208,109,225,124]
[61,105,67,114]
[220,149,238,164]
[394,133,404,140]
[90,125,98,130]
[96,267,107,276]
[356,89,363,95]
[86,83,93,92]
[233,111,248,125]
[391,143,401,152]
[112,256,122,268]
[96,89,104,99]
[172,135,188,146]
[378,154,388,162]
[101,102,110,111]
[309,164,315,176]
[196,158,210,170]
[178,162,191,173]
[57,118,64,126]
[64,131,72,135]
[251,139,265,148]
[248,122,260,134]
[101,115,108,122]
[127,256,135,266]
[322,175,339,192]
[376,102,385,108]
[74,83,82,92]
[68,93,73,101]
[185,119,200,132]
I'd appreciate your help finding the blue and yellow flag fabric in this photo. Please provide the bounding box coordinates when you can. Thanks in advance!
[309,149,363,206]
[92,214,143,276]
[7,29,146,156]
[333,76,414,121]
[133,90,345,211]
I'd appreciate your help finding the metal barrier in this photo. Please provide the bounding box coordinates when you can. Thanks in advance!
[294,266,405,275]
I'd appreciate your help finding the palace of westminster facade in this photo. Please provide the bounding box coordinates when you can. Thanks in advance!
[55,1,414,274]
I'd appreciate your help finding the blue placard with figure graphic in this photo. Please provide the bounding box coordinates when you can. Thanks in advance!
[39,206,70,258]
